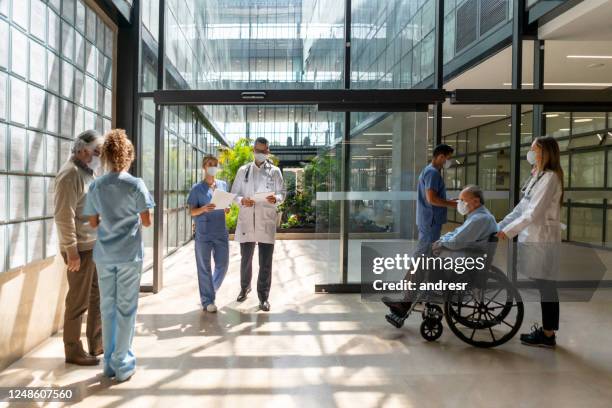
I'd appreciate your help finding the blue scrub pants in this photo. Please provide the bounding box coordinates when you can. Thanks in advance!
[195,238,229,307]
[97,261,142,381]
[416,223,442,256]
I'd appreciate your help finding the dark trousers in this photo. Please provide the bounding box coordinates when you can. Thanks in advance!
[240,242,275,302]
[536,279,559,331]
[61,249,102,354]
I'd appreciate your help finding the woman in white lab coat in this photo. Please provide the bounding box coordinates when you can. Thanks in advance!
[497,136,563,348]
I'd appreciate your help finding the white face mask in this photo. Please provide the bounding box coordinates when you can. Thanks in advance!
[254,152,268,163]
[457,200,470,216]
[443,159,452,169]
[206,166,218,176]
[89,155,101,172]
[526,150,537,165]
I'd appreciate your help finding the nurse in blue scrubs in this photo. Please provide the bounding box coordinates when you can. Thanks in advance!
[187,155,230,313]
[83,129,154,382]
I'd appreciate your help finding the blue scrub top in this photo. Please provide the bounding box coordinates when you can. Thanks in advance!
[83,172,155,264]
[187,180,229,241]
[416,164,447,228]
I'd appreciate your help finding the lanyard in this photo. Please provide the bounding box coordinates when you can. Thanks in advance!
[245,161,271,184]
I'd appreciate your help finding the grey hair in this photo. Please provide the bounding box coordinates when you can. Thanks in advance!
[462,184,485,205]
[72,130,102,154]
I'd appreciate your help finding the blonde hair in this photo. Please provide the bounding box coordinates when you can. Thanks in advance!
[102,129,134,172]
[202,155,218,168]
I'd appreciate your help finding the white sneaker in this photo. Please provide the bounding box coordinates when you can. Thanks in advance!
[206,304,217,313]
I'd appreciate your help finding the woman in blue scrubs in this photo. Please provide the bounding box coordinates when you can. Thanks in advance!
[187,155,230,313]
[83,129,154,382]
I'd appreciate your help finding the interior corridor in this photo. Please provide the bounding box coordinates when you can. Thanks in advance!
[1,240,612,407]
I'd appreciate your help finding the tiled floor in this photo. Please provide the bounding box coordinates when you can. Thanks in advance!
[1,240,612,407]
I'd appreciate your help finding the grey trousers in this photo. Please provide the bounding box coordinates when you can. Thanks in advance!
[240,242,274,302]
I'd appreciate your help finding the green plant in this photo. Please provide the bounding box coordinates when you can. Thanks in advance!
[218,138,254,185]
[225,203,240,231]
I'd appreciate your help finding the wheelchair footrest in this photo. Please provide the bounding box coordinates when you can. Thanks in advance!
[385,313,407,329]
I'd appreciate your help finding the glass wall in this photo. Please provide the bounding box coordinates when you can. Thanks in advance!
[443,111,612,246]
[0,0,114,274]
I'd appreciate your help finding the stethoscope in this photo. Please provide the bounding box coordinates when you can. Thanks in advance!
[521,171,545,199]
[244,161,274,189]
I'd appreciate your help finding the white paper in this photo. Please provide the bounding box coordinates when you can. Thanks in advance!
[210,189,236,209]
[253,191,274,203]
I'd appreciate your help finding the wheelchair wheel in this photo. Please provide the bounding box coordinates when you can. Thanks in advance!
[422,303,443,322]
[420,319,443,341]
[444,271,523,348]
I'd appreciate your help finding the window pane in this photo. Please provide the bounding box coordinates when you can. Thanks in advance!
[607,209,612,248]
[46,93,59,134]
[29,85,46,129]
[45,176,55,215]
[27,220,45,263]
[11,27,29,78]
[8,222,26,270]
[60,99,74,137]
[570,207,603,244]
[0,175,6,221]
[10,76,27,125]
[11,0,28,29]
[571,151,605,188]
[62,22,75,61]
[545,112,570,138]
[29,40,47,86]
[9,126,26,171]
[572,112,606,135]
[0,124,5,171]
[61,61,74,98]
[47,50,60,93]
[30,0,47,41]
[28,176,45,218]
[27,131,44,173]
[0,72,5,121]
[0,19,7,69]
[0,224,5,273]
[478,119,510,150]
[48,10,60,50]
[9,175,26,219]
[46,135,58,173]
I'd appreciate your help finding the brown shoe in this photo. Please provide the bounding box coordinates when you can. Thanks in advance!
[65,342,99,366]
[88,339,104,357]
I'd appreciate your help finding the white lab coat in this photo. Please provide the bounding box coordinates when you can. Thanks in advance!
[498,170,562,280]
[230,161,285,244]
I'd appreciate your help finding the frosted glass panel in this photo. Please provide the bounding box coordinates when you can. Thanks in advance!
[0,71,6,120]
[61,61,74,98]
[0,125,5,171]
[28,176,46,218]
[47,50,60,93]
[27,220,45,263]
[45,176,55,215]
[0,20,7,68]
[28,85,46,129]
[11,27,29,78]
[0,225,5,273]
[10,77,27,125]
[11,0,28,29]
[46,93,59,134]
[9,126,26,171]
[45,135,58,173]
[29,40,47,86]
[30,0,47,41]
[60,99,74,137]
[28,131,45,173]
[48,10,61,50]
[0,175,6,221]
[9,175,26,219]
[8,222,26,269]
[62,22,75,61]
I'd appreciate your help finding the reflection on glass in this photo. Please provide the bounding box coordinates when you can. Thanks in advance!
[9,176,26,220]
[570,207,603,244]
[28,132,45,173]
[478,118,510,150]
[10,76,27,125]
[29,85,46,129]
[545,112,570,138]
[571,150,604,188]
[572,112,606,135]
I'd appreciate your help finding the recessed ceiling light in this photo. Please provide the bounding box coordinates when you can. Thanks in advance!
[466,114,507,118]
[574,118,593,123]
[545,114,559,118]
[567,55,612,59]
[503,82,612,87]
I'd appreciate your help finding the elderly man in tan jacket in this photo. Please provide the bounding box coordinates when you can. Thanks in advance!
[54,130,104,365]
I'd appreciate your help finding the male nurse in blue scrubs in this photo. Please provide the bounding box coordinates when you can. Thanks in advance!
[382,144,457,320]
[187,155,230,313]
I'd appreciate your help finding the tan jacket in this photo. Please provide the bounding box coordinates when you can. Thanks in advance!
[53,159,97,252]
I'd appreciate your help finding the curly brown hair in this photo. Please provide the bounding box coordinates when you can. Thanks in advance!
[102,129,134,172]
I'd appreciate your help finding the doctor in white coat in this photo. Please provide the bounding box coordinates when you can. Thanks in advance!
[497,136,563,348]
[231,137,285,311]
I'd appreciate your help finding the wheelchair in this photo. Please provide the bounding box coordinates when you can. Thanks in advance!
[384,234,524,348]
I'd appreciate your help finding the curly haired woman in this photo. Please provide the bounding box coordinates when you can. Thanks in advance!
[83,129,155,382]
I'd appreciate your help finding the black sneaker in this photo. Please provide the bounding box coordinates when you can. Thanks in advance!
[520,324,556,348]
[381,296,411,318]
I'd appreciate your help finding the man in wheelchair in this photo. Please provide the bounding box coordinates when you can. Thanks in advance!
[382,185,498,320]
